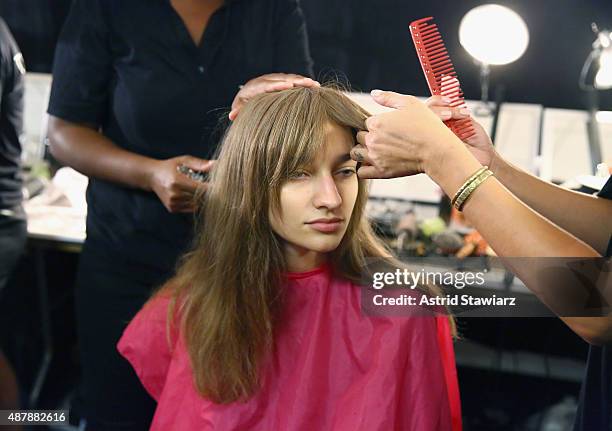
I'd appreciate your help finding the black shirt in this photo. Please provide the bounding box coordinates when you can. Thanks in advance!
[573,175,612,431]
[0,17,24,210]
[48,0,313,279]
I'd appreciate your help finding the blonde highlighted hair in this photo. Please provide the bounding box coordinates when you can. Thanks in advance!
[162,85,448,403]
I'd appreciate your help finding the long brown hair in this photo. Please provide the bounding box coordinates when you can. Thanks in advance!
[165,86,445,404]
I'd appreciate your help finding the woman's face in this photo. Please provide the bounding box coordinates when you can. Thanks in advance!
[269,122,359,271]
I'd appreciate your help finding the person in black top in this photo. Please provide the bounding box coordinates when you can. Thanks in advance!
[47,1,317,429]
[572,176,612,431]
[0,16,26,427]
[348,91,612,431]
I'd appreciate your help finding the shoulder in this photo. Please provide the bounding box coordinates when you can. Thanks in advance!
[119,292,176,350]
[139,292,173,323]
[117,290,180,400]
[119,282,184,357]
[135,281,185,331]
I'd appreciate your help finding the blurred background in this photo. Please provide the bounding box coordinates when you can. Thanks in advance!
[2,0,611,109]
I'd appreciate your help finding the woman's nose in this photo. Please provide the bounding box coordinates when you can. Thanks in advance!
[312,174,342,210]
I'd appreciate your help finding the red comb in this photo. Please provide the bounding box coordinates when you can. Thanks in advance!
[409,16,475,141]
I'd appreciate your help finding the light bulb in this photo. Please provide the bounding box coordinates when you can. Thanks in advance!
[459,4,529,65]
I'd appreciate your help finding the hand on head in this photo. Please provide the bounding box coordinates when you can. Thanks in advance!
[229,73,320,121]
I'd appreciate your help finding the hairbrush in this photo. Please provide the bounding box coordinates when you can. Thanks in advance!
[177,164,209,183]
[409,16,475,141]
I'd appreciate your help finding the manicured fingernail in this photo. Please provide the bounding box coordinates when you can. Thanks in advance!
[440,110,452,119]
[460,108,471,116]
[371,89,383,97]
[442,97,453,104]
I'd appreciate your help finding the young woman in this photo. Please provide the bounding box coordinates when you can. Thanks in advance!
[117,86,461,430]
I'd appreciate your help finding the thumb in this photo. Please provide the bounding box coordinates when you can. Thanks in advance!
[179,156,210,172]
[202,159,215,172]
[370,89,416,110]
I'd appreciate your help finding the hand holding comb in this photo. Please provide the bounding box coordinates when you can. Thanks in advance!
[409,17,475,141]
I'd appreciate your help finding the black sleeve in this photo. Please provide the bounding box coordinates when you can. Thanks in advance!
[0,18,25,137]
[273,0,315,78]
[47,0,113,126]
[0,18,24,103]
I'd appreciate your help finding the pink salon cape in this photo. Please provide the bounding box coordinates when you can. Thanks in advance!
[118,264,462,430]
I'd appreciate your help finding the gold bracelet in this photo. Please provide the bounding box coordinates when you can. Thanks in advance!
[450,166,488,208]
[454,169,493,211]
[454,169,492,210]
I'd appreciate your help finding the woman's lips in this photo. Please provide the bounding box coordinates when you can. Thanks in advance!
[306,219,343,233]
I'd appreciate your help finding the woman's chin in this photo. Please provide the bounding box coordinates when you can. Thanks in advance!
[302,236,344,253]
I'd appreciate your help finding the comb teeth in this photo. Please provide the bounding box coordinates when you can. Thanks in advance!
[410,17,475,141]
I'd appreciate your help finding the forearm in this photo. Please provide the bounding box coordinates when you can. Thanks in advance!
[431,145,600,257]
[47,116,156,191]
[430,146,609,344]
[490,154,612,255]
[460,176,599,258]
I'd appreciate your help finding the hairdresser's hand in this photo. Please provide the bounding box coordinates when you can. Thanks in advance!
[229,73,320,120]
[352,90,463,179]
[425,95,498,170]
[148,155,214,213]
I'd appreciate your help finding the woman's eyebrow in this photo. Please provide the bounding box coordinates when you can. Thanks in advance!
[333,153,352,164]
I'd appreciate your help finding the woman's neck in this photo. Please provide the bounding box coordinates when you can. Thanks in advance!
[283,245,327,273]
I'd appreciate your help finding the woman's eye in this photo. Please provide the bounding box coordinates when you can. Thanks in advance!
[336,168,356,178]
[289,170,309,180]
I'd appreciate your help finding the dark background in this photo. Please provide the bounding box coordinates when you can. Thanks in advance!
[0,2,603,428]
[2,0,612,109]
[301,0,612,109]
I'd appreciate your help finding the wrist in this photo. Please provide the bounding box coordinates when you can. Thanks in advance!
[425,133,468,179]
[139,157,160,192]
[488,149,505,176]
[427,142,484,199]
[423,128,466,178]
